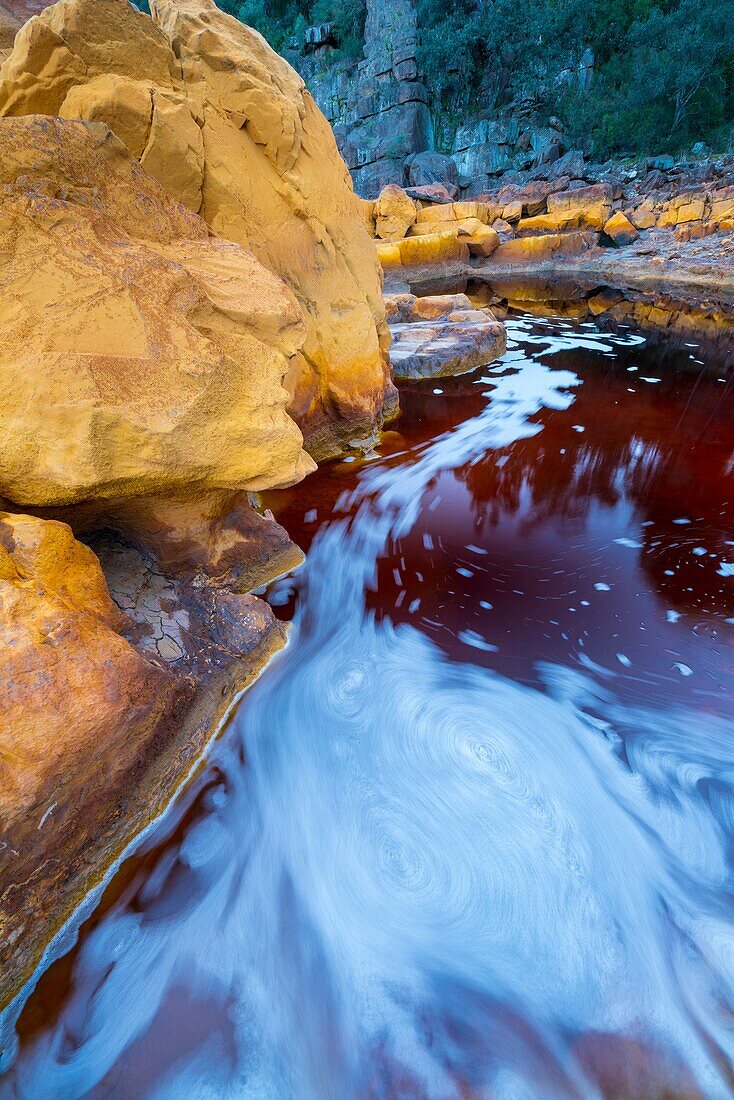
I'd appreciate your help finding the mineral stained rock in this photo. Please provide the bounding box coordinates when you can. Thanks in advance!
[0,0,396,459]
[0,114,313,508]
[0,510,291,1011]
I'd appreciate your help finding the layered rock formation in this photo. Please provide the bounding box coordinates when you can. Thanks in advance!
[0,0,395,459]
[386,293,506,379]
[0,115,311,506]
[0,507,295,1011]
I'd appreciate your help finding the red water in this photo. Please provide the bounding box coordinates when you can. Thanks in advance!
[1,312,733,1099]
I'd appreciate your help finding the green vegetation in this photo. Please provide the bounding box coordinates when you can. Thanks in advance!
[215,0,365,60]
[417,0,734,158]
[132,0,733,158]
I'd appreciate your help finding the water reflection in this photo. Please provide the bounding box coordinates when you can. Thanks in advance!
[2,315,734,1098]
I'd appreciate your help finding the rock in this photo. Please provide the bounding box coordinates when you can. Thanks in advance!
[692,142,710,158]
[503,200,523,223]
[489,231,599,264]
[603,211,639,247]
[491,217,515,241]
[657,188,708,226]
[330,0,432,197]
[0,0,45,59]
[374,183,417,240]
[0,115,313,508]
[405,150,459,192]
[0,0,395,461]
[588,289,625,316]
[398,293,473,321]
[648,154,675,172]
[376,230,470,278]
[0,508,290,1010]
[527,149,584,183]
[544,183,613,229]
[404,183,455,204]
[389,308,506,380]
[629,204,657,230]
[459,220,500,257]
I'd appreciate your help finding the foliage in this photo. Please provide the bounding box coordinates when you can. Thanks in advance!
[131,0,734,157]
[415,0,734,157]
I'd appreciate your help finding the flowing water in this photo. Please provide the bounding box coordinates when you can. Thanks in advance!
[2,312,734,1098]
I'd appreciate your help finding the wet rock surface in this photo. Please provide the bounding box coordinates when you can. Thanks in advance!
[386,293,506,379]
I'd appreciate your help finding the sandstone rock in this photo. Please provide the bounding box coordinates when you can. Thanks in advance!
[629,206,657,230]
[389,308,506,380]
[377,230,470,275]
[710,186,734,226]
[588,288,625,315]
[0,508,289,1010]
[603,211,639,247]
[492,217,515,241]
[403,293,473,321]
[374,182,417,240]
[459,220,500,257]
[0,0,45,59]
[503,200,523,223]
[0,115,313,509]
[490,231,598,264]
[545,183,613,229]
[0,0,394,461]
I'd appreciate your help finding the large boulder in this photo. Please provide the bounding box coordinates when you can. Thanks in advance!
[0,0,395,459]
[389,306,506,380]
[0,115,312,508]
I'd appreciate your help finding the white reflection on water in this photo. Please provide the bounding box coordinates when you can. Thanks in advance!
[3,324,734,1099]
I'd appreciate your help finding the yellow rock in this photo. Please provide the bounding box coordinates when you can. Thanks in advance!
[491,231,598,264]
[0,0,394,459]
[376,240,406,270]
[415,201,490,225]
[0,115,313,508]
[546,184,613,230]
[457,218,500,257]
[603,211,639,247]
[398,230,470,267]
[374,183,417,240]
[415,203,457,224]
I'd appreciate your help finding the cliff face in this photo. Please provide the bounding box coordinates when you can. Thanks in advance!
[0,0,396,459]
[301,0,432,198]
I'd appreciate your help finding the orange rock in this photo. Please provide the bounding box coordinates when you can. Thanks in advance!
[603,211,639,247]
[0,0,394,459]
[545,184,613,230]
[491,231,598,263]
[374,183,417,240]
[0,509,290,1010]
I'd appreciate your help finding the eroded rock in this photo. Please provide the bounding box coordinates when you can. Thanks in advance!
[0,508,292,1010]
[0,115,312,508]
[0,0,395,460]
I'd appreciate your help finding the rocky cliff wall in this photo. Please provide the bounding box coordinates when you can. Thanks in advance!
[297,0,433,198]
